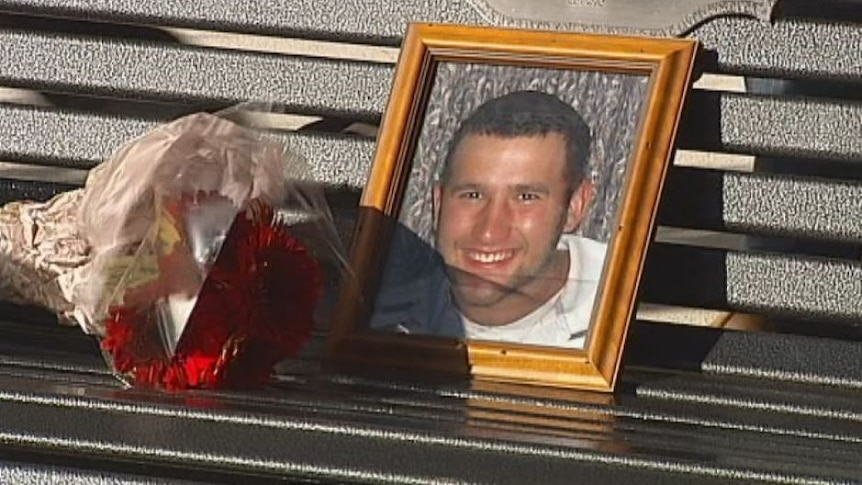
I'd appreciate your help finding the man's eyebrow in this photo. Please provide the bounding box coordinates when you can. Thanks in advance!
[512,183,550,194]
[447,182,484,192]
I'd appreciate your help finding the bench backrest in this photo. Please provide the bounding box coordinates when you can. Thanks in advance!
[3,0,861,363]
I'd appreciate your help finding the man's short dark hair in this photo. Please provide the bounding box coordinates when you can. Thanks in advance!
[440,90,592,190]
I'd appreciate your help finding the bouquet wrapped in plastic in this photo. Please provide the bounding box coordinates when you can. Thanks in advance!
[0,106,350,391]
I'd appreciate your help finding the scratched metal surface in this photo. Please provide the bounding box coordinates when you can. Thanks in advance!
[0,320,861,484]
[4,92,862,167]
[0,326,860,484]
[3,95,862,241]
[4,1,860,82]
[0,0,779,38]
[2,31,862,162]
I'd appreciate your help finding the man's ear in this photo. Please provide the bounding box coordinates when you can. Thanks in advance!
[432,184,443,231]
[563,180,595,233]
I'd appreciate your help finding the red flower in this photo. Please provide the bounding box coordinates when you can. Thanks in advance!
[100,199,324,391]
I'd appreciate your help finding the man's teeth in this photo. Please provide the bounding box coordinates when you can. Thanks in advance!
[467,251,513,263]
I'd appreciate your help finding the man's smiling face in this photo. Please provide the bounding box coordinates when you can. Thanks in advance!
[434,132,588,324]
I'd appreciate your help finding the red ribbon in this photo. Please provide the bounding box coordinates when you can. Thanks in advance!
[101,200,323,391]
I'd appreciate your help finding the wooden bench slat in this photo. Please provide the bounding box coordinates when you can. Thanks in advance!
[642,243,862,322]
[0,104,374,187]
[6,92,862,165]
[680,90,862,161]
[660,167,862,243]
[4,101,862,240]
[693,16,862,81]
[0,104,155,166]
[0,29,389,116]
[5,71,862,163]
[638,371,862,412]
[3,3,861,80]
[0,0,481,44]
[0,460,214,485]
[700,330,862,388]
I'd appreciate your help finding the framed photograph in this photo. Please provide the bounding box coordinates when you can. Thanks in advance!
[326,23,698,392]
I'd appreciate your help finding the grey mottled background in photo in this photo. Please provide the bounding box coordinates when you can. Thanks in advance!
[398,62,649,246]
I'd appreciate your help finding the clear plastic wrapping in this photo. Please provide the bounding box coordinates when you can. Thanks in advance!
[0,105,350,390]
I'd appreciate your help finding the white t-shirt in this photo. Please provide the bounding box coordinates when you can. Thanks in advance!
[370,234,607,349]
[461,235,607,348]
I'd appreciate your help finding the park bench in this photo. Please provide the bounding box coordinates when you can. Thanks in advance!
[1,0,861,483]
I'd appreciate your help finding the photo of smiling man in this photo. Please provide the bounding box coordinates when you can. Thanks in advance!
[370,90,608,349]
[432,90,606,348]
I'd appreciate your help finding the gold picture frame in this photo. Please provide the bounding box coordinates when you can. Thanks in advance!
[326,23,698,392]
